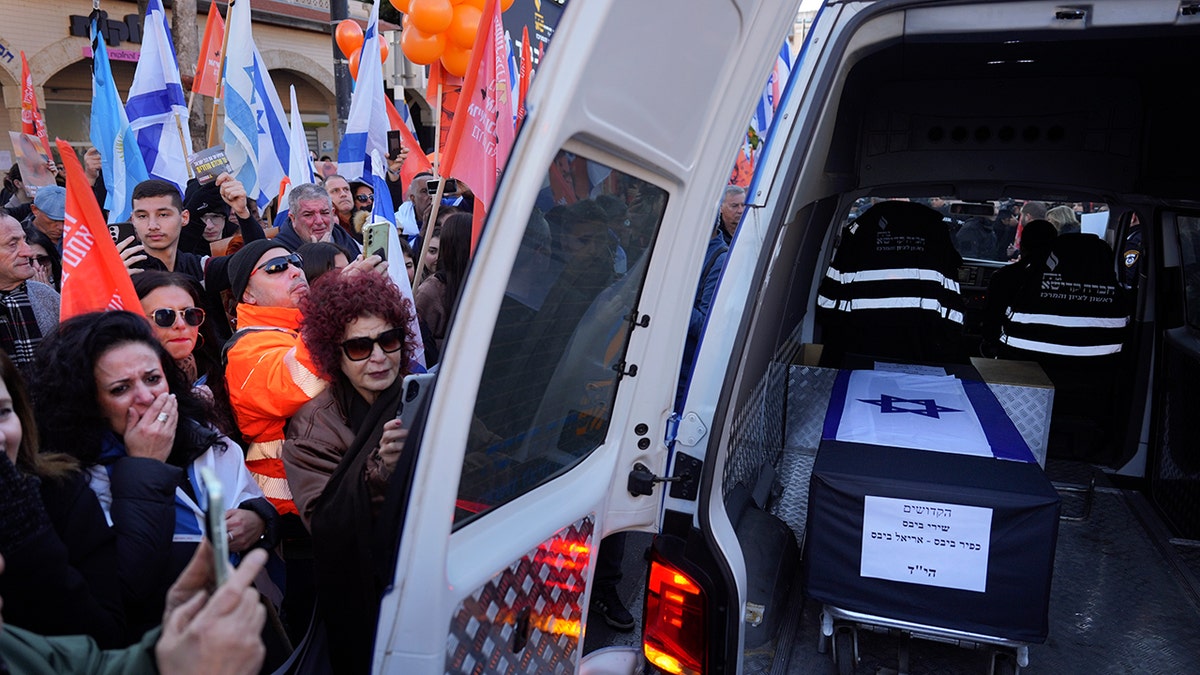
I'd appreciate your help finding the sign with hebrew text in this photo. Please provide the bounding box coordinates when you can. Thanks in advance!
[860,495,992,592]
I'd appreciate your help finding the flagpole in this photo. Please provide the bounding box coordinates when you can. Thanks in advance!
[207,0,235,148]
[414,177,447,284]
[175,113,194,178]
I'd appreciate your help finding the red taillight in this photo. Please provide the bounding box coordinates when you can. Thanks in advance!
[643,559,705,675]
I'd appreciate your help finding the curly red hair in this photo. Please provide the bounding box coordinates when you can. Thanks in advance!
[299,271,418,380]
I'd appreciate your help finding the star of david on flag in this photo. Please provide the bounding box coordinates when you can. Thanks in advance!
[823,370,1034,462]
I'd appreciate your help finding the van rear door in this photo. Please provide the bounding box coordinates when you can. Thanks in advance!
[372,1,802,672]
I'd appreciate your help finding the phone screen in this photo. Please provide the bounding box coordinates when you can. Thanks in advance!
[387,130,403,159]
[199,467,230,586]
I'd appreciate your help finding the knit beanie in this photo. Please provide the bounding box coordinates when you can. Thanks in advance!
[227,239,291,304]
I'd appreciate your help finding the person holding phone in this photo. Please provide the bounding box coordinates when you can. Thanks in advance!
[282,269,419,672]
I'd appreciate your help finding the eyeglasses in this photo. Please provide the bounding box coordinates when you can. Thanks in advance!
[148,307,206,328]
[354,194,374,204]
[250,253,303,277]
[340,327,405,361]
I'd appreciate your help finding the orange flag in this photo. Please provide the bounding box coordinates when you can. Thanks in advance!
[440,0,515,248]
[57,139,141,320]
[20,52,54,160]
[192,0,225,97]
[517,26,531,129]
[425,62,463,161]
[384,98,433,195]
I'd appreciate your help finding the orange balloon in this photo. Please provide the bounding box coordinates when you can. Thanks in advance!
[409,0,454,34]
[440,43,471,77]
[500,0,514,10]
[349,50,361,79]
[401,25,447,66]
[380,42,390,63]
[388,0,411,13]
[461,0,484,9]
[335,20,364,58]
[447,5,481,49]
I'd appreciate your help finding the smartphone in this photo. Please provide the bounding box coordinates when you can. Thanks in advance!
[426,178,459,194]
[198,466,230,586]
[108,221,137,245]
[396,372,435,430]
[387,129,403,160]
[363,221,390,261]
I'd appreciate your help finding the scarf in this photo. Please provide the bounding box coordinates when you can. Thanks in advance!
[0,283,41,366]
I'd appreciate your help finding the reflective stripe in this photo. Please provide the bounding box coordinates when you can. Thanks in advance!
[1000,333,1124,356]
[824,266,961,294]
[252,474,294,503]
[1006,311,1129,329]
[283,347,327,398]
[823,296,964,324]
[817,294,837,310]
[246,439,284,463]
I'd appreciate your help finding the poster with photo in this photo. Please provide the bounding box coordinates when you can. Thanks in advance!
[8,131,55,197]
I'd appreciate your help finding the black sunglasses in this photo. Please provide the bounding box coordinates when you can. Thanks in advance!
[354,194,374,203]
[340,327,405,361]
[148,307,205,328]
[30,255,52,265]
[251,253,303,277]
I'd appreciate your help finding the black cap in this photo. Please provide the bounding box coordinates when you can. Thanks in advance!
[183,180,229,218]
[227,239,292,303]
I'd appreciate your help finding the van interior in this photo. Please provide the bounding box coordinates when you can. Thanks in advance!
[664,4,1200,673]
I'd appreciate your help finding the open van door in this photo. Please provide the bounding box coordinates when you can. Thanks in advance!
[372,1,803,672]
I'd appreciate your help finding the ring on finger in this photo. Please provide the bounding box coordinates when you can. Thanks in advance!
[156,412,169,423]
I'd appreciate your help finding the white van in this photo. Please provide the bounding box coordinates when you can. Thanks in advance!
[370,1,1200,674]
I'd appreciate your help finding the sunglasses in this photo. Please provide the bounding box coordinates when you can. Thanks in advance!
[340,327,405,361]
[148,307,206,328]
[251,253,303,277]
[354,194,374,203]
[30,255,52,265]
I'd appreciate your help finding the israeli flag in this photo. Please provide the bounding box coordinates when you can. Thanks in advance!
[282,85,314,209]
[90,21,149,223]
[125,0,192,193]
[224,0,291,208]
[337,1,390,183]
[823,370,1035,463]
[369,150,395,226]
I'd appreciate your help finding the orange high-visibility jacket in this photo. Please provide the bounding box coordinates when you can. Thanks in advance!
[225,304,327,515]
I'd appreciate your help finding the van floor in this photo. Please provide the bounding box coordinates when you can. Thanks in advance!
[775,463,1200,674]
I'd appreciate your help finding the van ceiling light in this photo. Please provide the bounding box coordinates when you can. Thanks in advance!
[1055,7,1087,21]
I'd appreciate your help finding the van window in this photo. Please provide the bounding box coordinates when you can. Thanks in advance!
[1177,215,1200,330]
[452,151,667,527]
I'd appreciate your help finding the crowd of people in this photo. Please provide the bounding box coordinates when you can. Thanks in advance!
[0,145,485,673]
[0,139,679,672]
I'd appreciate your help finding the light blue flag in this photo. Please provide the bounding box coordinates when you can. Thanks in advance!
[337,1,390,183]
[125,0,192,193]
[223,0,291,208]
[90,22,149,223]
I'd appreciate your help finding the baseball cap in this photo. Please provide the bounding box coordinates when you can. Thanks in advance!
[33,185,66,220]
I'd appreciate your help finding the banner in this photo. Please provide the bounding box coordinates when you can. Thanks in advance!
[440,0,516,246]
[192,0,225,97]
[57,139,141,320]
[19,52,54,160]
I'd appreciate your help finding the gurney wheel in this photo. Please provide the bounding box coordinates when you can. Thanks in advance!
[833,628,856,675]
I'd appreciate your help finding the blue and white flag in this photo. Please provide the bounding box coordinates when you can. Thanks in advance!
[125,0,192,193]
[223,0,291,208]
[337,1,390,183]
[823,370,1035,463]
[369,151,396,226]
[90,22,149,223]
[281,85,314,211]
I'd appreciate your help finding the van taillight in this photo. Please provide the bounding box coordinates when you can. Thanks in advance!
[643,559,705,675]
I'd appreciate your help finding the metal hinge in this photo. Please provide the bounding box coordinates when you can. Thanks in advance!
[674,412,708,447]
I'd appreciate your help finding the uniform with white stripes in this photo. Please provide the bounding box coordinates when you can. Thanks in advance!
[817,200,966,364]
[999,233,1130,363]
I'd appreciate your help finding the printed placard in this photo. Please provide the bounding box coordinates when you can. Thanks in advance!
[189,146,232,185]
[861,495,992,592]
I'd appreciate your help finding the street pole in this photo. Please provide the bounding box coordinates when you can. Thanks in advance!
[331,0,352,141]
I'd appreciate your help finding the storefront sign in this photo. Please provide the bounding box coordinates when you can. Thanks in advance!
[81,46,141,63]
[69,12,143,46]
